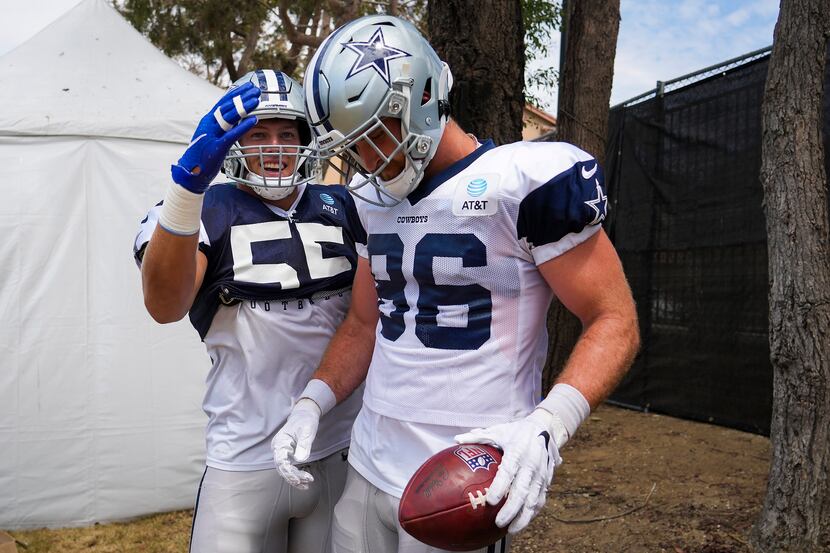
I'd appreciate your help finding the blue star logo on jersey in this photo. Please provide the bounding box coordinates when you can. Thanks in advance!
[343,28,411,86]
[453,445,497,473]
[584,180,608,225]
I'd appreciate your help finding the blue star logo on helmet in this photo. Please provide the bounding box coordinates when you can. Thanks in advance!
[467,178,488,197]
[343,28,411,86]
[320,193,335,205]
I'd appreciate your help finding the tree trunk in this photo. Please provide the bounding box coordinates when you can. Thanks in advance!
[556,0,618,156]
[427,0,525,144]
[543,0,620,390]
[750,1,830,551]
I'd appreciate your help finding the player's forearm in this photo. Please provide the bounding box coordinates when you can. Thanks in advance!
[555,306,640,409]
[141,227,201,323]
[313,311,376,403]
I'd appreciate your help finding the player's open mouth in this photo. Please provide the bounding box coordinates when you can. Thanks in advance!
[263,162,292,176]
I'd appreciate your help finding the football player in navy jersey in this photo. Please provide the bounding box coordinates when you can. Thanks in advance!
[271,16,640,553]
[133,69,365,553]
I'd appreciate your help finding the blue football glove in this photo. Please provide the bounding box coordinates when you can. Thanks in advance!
[171,82,261,194]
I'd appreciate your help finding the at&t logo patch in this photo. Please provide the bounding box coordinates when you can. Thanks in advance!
[320,192,338,214]
[453,174,499,216]
[467,178,488,197]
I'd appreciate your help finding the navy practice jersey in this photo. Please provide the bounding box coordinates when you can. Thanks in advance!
[133,183,366,469]
[135,183,366,338]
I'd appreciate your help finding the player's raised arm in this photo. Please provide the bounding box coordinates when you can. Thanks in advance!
[139,83,261,322]
[271,257,378,488]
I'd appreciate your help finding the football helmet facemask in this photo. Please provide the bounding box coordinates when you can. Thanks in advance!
[223,70,321,201]
[303,15,453,206]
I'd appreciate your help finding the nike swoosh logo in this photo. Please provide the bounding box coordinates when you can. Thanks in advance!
[581,164,597,179]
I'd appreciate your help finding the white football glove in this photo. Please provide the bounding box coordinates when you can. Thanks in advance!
[271,398,321,490]
[455,409,564,534]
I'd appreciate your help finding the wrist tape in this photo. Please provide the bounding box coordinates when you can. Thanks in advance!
[158,182,204,236]
[299,379,336,416]
[535,383,591,448]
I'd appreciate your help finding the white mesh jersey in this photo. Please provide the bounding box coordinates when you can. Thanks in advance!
[347,140,608,495]
[199,294,358,470]
[134,183,365,470]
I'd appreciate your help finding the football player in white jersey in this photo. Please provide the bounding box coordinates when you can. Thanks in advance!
[133,69,365,553]
[271,15,640,553]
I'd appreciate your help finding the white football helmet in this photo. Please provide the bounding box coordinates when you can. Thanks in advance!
[223,69,321,200]
[303,15,453,206]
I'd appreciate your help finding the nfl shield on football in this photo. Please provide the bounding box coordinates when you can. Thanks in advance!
[398,444,508,551]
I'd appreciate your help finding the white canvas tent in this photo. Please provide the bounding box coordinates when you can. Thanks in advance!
[0,0,223,528]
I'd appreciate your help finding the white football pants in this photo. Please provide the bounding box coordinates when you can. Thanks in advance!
[332,466,511,553]
[189,448,349,553]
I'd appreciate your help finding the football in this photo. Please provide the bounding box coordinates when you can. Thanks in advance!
[398,443,508,551]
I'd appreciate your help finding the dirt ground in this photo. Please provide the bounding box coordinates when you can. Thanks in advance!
[7,405,770,553]
[514,405,770,553]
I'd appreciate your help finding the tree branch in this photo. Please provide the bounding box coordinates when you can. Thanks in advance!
[328,0,361,26]
[237,17,263,76]
[222,45,238,82]
[277,0,326,47]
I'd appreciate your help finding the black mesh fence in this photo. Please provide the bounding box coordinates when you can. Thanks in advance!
[603,48,830,435]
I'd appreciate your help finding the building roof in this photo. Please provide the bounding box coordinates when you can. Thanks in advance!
[524,103,558,126]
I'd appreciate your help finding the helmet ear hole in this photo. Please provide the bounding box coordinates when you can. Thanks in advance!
[421,79,432,106]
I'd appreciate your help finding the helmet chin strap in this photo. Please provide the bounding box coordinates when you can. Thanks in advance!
[250,184,296,201]
[245,171,296,201]
[378,155,422,201]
